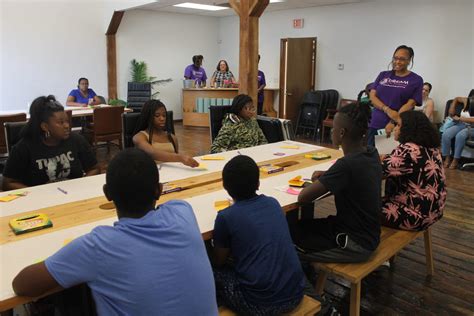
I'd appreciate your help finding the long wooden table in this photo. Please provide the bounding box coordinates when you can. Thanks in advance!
[0,141,342,311]
[0,105,132,119]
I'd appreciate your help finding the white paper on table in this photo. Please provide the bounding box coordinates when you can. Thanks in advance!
[375,135,399,155]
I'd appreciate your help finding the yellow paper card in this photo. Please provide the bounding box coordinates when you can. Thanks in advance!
[201,156,225,161]
[288,175,305,187]
[63,238,74,246]
[9,191,29,196]
[214,200,231,211]
[290,176,302,182]
[281,145,299,149]
[0,195,19,202]
[289,180,305,187]
[195,163,208,170]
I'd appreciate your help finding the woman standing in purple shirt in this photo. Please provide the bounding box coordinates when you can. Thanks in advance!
[257,54,266,115]
[368,45,423,146]
[66,77,99,107]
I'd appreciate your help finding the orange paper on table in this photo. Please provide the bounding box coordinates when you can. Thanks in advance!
[281,145,300,149]
[201,156,225,161]
[214,200,231,211]
[288,176,305,187]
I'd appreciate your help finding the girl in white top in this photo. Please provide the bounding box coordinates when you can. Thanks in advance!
[416,82,434,122]
[133,100,198,167]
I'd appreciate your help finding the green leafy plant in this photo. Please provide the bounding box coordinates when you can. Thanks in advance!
[130,59,172,98]
[108,99,128,107]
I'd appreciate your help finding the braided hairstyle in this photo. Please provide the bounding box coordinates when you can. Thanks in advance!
[133,100,177,153]
[21,95,64,141]
[337,102,372,141]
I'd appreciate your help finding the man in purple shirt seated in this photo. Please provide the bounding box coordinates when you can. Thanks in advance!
[66,77,99,107]
[184,55,207,87]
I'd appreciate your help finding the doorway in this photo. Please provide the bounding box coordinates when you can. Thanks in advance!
[279,37,317,125]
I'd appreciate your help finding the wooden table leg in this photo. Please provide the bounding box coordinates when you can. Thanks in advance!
[350,282,361,316]
[424,228,434,276]
[314,270,328,295]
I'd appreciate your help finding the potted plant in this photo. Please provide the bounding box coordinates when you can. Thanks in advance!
[127,59,172,111]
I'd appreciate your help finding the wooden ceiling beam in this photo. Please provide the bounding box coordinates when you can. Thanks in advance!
[231,0,269,107]
[105,11,124,100]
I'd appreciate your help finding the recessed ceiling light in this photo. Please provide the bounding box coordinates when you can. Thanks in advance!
[270,0,285,3]
[173,2,228,11]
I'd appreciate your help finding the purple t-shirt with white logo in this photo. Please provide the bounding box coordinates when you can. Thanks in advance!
[370,70,423,129]
[257,70,266,103]
[184,64,207,84]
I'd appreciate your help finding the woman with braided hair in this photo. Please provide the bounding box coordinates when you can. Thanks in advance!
[133,100,198,167]
[294,102,382,263]
[3,95,99,190]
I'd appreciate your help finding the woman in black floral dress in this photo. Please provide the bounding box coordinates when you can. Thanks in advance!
[381,111,446,231]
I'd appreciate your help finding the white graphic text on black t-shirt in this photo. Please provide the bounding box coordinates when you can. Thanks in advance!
[35,151,74,182]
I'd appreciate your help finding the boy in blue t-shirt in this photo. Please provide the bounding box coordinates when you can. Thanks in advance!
[211,155,305,315]
[12,148,218,316]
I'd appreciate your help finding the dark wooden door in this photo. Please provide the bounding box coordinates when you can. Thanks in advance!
[279,37,316,124]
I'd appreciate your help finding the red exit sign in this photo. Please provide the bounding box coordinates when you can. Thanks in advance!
[293,19,304,29]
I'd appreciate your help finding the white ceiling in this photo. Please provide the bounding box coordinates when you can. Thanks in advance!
[133,0,365,17]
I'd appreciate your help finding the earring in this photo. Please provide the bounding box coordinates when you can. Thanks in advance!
[45,130,50,138]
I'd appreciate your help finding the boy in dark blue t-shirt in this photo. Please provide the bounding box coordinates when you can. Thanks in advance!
[211,155,305,315]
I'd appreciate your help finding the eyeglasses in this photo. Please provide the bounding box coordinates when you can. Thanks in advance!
[392,57,409,62]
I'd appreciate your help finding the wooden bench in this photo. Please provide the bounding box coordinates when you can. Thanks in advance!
[218,295,321,316]
[313,227,434,316]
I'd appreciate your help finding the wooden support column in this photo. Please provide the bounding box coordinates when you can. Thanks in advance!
[229,0,269,105]
[105,11,124,100]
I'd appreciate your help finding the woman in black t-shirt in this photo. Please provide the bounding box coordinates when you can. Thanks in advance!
[2,95,99,191]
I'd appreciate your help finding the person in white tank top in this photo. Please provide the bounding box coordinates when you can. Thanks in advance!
[133,100,199,167]
[416,82,434,122]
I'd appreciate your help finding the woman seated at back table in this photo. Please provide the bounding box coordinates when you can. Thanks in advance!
[210,60,236,88]
[66,77,100,107]
[381,111,446,231]
[133,100,199,167]
[210,94,267,153]
[2,95,100,191]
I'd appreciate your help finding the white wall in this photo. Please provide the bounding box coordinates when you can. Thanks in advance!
[0,0,156,111]
[218,0,473,119]
[2,0,473,119]
[116,9,220,118]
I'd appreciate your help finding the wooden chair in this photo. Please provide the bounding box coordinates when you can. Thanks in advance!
[86,106,124,150]
[218,295,321,316]
[321,99,356,143]
[313,226,434,316]
[0,113,27,155]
